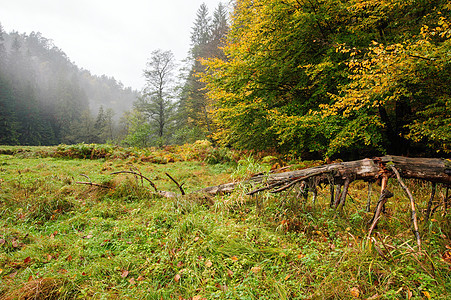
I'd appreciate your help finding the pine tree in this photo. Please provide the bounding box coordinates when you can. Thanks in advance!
[211,2,228,52]
[178,3,229,143]
[191,3,211,58]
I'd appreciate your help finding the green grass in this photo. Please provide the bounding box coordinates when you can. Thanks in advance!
[0,146,450,299]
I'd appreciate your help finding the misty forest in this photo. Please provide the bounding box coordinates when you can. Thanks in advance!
[1,1,450,158]
[0,3,228,150]
[1,1,451,299]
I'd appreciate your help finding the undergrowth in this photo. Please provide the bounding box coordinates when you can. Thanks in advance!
[0,145,450,299]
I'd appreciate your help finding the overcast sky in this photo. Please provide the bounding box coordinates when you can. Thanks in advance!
[0,0,227,90]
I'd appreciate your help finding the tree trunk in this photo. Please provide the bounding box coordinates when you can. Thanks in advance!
[195,156,451,195]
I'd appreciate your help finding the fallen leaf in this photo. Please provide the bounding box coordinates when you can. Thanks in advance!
[350,287,360,298]
[82,272,87,276]
[0,269,3,274]
[12,240,18,248]
[443,250,451,264]
[250,266,262,274]
[9,271,17,278]
[137,275,144,281]
[85,234,93,239]
[205,260,212,268]
[407,289,413,300]
[231,256,238,261]
[129,277,136,285]
[177,261,184,267]
[28,275,33,281]
[284,274,291,281]
[47,254,52,261]
[23,257,31,264]
[215,283,228,291]
[192,296,203,300]
[59,269,68,274]
[194,236,200,242]
[227,269,234,277]
[0,239,5,245]
[50,231,58,239]
[422,291,431,299]
[174,274,181,282]
[121,270,129,278]
[66,255,72,261]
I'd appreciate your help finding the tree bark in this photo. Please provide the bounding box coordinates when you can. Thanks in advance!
[195,156,451,195]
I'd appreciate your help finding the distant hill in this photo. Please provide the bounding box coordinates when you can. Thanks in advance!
[0,26,139,145]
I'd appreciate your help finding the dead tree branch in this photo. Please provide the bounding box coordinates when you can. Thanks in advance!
[165,173,185,195]
[75,181,112,189]
[111,171,158,192]
[391,165,421,249]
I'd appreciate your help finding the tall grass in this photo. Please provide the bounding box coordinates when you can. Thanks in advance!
[0,146,449,299]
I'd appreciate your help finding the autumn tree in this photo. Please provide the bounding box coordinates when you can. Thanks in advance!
[321,0,451,156]
[202,0,348,156]
[201,0,451,158]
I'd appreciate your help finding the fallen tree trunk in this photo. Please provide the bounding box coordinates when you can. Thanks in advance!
[195,155,451,196]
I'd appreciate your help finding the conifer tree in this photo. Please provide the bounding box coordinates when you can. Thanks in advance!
[178,3,229,143]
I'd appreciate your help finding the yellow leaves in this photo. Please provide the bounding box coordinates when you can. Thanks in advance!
[422,291,431,299]
[349,287,360,298]
[420,16,451,39]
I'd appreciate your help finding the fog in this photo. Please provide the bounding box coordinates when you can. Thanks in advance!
[0,0,227,90]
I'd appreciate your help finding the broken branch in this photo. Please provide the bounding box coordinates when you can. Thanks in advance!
[111,171,158,192]
[391,165,421,250]
[165,173,185,195]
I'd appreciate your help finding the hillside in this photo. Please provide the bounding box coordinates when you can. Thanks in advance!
[0,28,138,146]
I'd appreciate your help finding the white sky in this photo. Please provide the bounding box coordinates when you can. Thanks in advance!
[0,0,227,90]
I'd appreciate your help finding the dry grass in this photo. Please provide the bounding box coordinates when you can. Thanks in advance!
[0,278,71,300]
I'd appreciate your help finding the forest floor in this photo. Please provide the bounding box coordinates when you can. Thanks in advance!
[0,144,450,299]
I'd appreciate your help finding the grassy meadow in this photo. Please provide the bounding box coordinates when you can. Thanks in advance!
[0,143,450,299]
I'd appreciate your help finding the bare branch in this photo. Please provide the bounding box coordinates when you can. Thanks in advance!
[76,181,111,189]
[165,173,185,195]
[111,171,158,192]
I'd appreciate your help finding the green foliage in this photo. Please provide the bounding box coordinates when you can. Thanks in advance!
[201,0,451,158]
[232,155,270,180]
[120,110,153,148]
[54,143,115,159]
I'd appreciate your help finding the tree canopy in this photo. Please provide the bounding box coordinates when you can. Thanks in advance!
[201,0,451,158]
[2,1,449,157]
